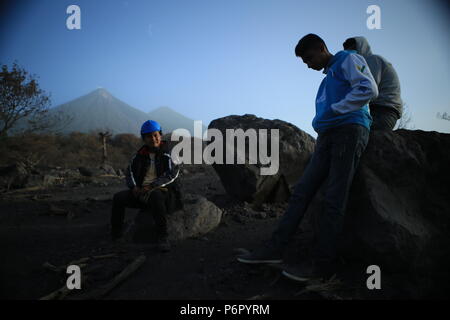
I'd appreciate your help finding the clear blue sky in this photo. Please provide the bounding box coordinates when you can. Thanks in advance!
[1,0,449,137]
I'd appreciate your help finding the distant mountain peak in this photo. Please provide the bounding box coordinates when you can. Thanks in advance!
[45,89,202,136]
[149,106,173,113]
[90,87,112,98]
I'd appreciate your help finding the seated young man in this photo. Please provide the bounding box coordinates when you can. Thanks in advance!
[237,34,378,281]
[343,36,403,130]
[111,120,181,252]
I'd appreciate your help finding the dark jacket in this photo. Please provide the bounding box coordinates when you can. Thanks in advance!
[125,141,183,210]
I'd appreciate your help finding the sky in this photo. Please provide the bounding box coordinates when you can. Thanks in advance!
[1,0,449,137]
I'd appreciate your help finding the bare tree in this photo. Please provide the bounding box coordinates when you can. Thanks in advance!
[437,112,450,121]
[396,103,415,130]
[0,62,51,137]
[0,62,74,138]
[24,108,74,135]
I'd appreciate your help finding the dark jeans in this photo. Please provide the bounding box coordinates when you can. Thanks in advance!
[270,124,370,263]
[370,105,399,131]
[111,189,170,239]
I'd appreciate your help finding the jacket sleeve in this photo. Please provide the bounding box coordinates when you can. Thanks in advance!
[376,57,403,114]
[125,154,138,189]
[331,53,379,114]
[150,152,180,188]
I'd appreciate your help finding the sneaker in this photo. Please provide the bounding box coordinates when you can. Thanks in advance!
[236,243,283,264]
[282,260,331,282]
[157,237,171,253]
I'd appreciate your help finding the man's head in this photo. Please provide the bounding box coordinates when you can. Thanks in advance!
[343,37,357,51]
[141,120,162,148]
[295,34,332,71]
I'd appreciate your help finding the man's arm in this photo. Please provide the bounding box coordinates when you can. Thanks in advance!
[331,53,379,114]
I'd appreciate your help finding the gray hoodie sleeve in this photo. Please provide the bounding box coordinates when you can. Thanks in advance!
[351,36,403,117]
[368,55,403,117]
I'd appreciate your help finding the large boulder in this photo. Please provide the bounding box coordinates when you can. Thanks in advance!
[132,194,223,242]
[346,130,450,276]
[300,129,450,296]
[208,114,316,205]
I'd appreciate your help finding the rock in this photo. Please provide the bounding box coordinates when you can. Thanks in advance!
[93,180,109,187]
[43,175,63,187]
[300,129,450,296]
[78,167,94,177]
[24,174,44,188]
[254,212,267,219]
[60,168,81,178]
[132,194,223,243]
[31,193,52,201]
[86,195,112,201]
[349,130,450,275]
[208,114,315,204]
[232,215,246,224]
[170,195,223,241]
[79,166,106,177]
[0,162,29,190]
[99,164,116,175]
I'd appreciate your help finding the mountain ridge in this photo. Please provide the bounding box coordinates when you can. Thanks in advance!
[45,88,204,136]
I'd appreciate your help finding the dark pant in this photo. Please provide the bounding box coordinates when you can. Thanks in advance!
[370,105,399,131]
[270,124,370,263]
[111,189,170,239]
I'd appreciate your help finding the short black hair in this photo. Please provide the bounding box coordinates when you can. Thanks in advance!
[295,34,327,57]
[343,38,356,50]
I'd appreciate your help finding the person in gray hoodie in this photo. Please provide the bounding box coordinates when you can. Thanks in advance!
[343,36,403,130]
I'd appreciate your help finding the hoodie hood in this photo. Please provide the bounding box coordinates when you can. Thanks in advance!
[352,36,373,57]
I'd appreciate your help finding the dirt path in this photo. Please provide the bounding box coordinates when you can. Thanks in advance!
[0,183,288,300]
[0,167,407,300]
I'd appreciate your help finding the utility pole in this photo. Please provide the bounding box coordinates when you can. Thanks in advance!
[98,131,112,166]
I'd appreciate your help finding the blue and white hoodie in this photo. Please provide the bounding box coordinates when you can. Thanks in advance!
[312,50,378,134]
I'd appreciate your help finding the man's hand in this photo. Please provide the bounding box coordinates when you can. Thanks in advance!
[142,185,153,192]
[132,186,142,197]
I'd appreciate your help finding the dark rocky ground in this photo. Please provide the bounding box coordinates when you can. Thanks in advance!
[0,164,426,300]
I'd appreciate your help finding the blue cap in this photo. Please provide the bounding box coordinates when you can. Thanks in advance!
[141,120,161,135]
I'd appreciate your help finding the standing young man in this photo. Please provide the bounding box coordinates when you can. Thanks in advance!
[111,120,182,252]
[237,34,378,281]
[343,36,403,130]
